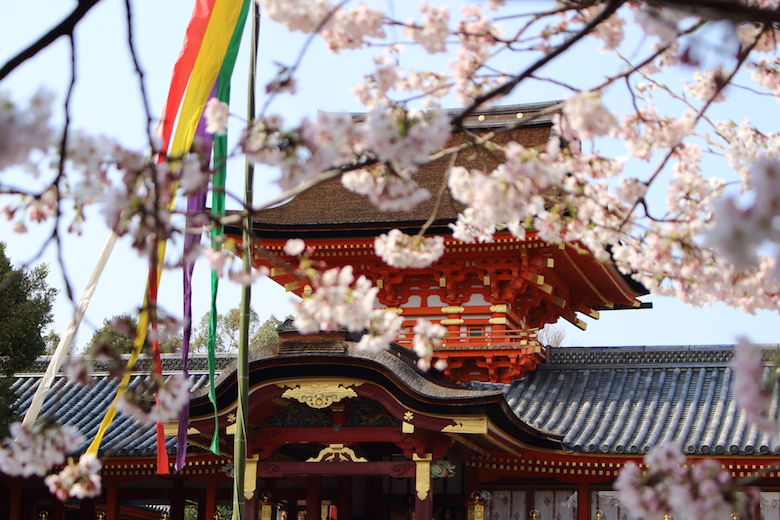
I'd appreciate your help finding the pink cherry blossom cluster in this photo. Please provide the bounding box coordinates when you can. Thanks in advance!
[0,89,56,172]
[44,453,102,500]
[0,421,84,477]
[412,319,447,371]
[115,373,192,425]
[356,310,403,352]
[404,3,450,55]
[731,337,778,438]
[374,229,445,269]
[615,443,739,520]
[706,158,780,270]
[448,140,566,243]
[256,0,385,53]
[294,265,378,334]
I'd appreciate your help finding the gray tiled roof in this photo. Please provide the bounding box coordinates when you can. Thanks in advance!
[505,345,780,456]
[11,355,217,457]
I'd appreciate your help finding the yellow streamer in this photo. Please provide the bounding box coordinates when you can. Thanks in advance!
[169,0,245,159]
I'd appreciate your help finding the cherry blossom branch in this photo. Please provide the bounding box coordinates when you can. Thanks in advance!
[450,0,624,128]
[0,0,103,80]
[618,34,758,231]
[654,0,780,23]
[123,0,155,149]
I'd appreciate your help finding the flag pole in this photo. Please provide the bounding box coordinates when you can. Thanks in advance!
[233,0,259,517]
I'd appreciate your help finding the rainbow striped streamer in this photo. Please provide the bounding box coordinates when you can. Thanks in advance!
[85,0,250,474]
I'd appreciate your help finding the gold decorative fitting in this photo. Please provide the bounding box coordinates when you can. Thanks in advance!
[413,453,433,501]
[441,417,487,434]
[441,318,464,326]
[593,510,605,520]
[97,513,106,520]
[478,114,486,121]
[440,306,465,314]
[404,411,414,422]
[529,510,540,520]
[161,512,170,520]
[302,284,313,297]
[307,444,367,462]
[489,304,507,313]
[731,514,740,520]
[516,112,524,118]
[213,513,222,520]
[227,413,236,423]
[38,512,49,520]
[278,380,362,409]
[488,317,507,325]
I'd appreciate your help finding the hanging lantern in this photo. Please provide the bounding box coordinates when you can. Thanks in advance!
[213,513,221,520]
[261,492,276,520]
[467,491,485,520]
[38,512,49,520]
[529,510,541,520]
[161,511,171,520]
[96,513,106,520]
[592,510,604,520]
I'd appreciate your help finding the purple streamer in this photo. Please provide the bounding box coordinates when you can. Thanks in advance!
[176,85,216,471]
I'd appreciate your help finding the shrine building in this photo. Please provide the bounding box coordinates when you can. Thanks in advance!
[3,103,780,520]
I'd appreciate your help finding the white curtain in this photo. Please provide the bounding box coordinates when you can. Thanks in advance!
[761,492,780,520]
[484,490,576,520]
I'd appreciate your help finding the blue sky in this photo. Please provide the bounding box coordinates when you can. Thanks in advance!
[1,0,778,349]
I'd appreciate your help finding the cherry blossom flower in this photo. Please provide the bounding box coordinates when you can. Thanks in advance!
[412,319,446,371]
[356,310,403,352]
[0,89,55,171]
[284,238,306,256]
[615,443,737,520]
[404,3,450,54]
[0,422,84,478]
[44,454,102,501]
[732,337,778,438]
[115,374,192,425]
[204,98,229,135]
[294,265,378,334]
[65,356,94,387]
[374,229,444,268]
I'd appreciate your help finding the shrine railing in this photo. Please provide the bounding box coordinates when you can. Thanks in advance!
[395,329,545,349]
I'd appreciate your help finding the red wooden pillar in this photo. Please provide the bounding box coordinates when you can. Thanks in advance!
[51,498,66,520]
[8,481,22,519]
[306,476,322,520]
[338,476,352,520]
[578,483,589,520]
[414,454,433,520]
[205,481,218,520]
[106,481,121,520]
[171,480,186,519]
[79,498,95,519]
[245,491,259,520]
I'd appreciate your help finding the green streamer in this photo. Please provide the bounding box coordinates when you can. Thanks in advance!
[208,0,251,456]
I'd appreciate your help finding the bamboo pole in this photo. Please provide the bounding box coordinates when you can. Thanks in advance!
[233,3,259,518]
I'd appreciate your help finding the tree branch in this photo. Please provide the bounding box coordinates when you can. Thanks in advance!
[0,0,103,81]
[451,0,625,128]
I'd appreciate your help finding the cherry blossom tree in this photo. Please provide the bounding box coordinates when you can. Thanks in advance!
[4,0,780,513]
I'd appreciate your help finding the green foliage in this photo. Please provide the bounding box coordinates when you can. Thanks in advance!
[86,313,181,354]
[0,243,56,435]
[190,308,292,352]
[43,330,61,355]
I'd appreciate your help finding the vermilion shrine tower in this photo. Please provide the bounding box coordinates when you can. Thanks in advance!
[229,103,648,384]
